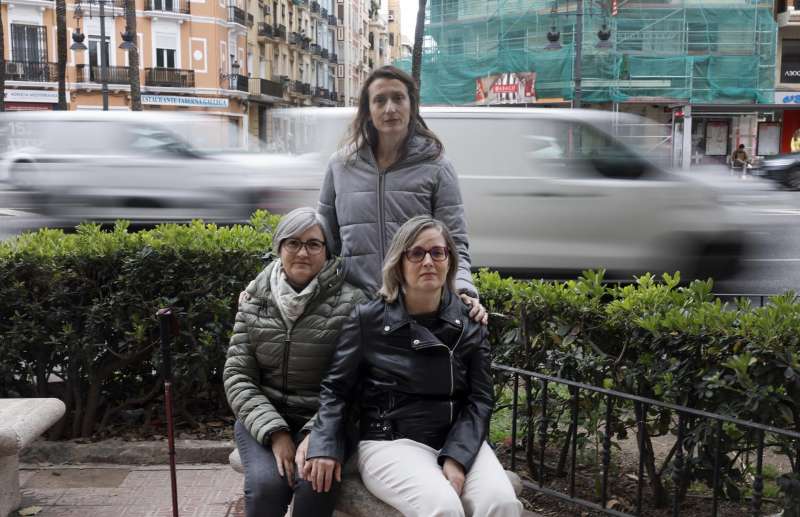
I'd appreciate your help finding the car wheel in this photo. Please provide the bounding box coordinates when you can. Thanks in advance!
[788,169,800,191]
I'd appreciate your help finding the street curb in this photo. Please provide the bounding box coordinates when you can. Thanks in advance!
[20,438,235,465]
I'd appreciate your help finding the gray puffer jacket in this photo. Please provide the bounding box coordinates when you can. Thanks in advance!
[318,134,477,298]
[224,257,365,444]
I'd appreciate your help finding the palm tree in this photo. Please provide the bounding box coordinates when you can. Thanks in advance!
[124,0,142,110]
[0,5,5,112]
[56,0,68,110]
[410,0,426,88]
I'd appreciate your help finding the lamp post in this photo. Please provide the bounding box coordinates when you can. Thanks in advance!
[71,0,137,111]
[545,0,612,109]
[220,60,241,90]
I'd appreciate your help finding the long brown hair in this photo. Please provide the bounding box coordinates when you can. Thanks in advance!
[344,66,443,161]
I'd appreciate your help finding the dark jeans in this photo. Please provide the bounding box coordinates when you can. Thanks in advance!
[234,420,339,517]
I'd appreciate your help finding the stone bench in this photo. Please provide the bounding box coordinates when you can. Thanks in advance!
[229,447,523,517]
[0,398,66,517]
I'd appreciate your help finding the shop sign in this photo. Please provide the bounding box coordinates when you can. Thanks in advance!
[475,71,536,105]
[3,89,66,104]
[775,91,800,104]
[781,56,800,84]
[141,95,229,108]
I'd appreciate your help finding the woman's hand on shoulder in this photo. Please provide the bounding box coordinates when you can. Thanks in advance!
[460,294,488,326]
[304,456,341,493]
[442,457,466,495]
[270,430,296,487]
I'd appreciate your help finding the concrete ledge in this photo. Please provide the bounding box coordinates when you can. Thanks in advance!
[21,438,235,465]
[229,448,523,517]
[0,398,66,517]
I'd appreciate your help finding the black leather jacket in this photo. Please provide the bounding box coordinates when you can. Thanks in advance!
[307,289,493,472]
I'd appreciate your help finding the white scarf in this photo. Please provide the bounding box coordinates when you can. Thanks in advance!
[270,261,319,329]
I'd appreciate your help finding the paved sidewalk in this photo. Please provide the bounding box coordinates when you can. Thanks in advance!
[18,464,245,517]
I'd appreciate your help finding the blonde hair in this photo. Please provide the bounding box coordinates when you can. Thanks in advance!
[378,216,458,303]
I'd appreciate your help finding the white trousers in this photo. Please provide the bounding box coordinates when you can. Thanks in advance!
[357,439,522,517]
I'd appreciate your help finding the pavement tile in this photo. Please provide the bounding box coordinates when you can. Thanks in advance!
[53,487,134,507]
[28,506,117,517]
[19,487,65,506]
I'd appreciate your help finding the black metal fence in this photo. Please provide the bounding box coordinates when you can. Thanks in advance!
[228,5,246,26]
[228,74,248,92]
[4,61,57,82]
[492,363,800,516]
[88,65,131,84]
[248,77,284,98]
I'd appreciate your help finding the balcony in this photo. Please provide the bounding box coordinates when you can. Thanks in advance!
[227,74,248,92]
[310,1,320,15]
[290,80,310,96]
[145,67,195,88]
[247,13,254,28]
[328,14,337,26]
[329,90,339,102]
[321,7,327,18]
[310,43,322,56]
[258,22,274,39]
[292,0,308,7]
[276,24,287,40]
[289,32,301,46]
[249,77,285,98]
[329,53,338,63]
[320,48,329,60]
[144,0,190,14]
[228,4,246,26]
[79,64,131,84]
[3,61,57,82]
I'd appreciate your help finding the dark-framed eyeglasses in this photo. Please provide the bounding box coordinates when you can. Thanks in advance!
[282,238,326,255]
[403,246,449,263]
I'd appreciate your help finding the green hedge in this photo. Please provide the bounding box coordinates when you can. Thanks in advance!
[1,218,798,506]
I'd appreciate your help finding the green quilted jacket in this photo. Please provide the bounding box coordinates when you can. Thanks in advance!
[223,257,365,444]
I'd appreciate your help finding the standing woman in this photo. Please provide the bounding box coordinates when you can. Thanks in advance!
[304,216,521,517]
[224,207,365,517]
[318,65,487,324]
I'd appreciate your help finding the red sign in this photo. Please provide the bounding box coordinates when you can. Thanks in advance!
[4,102,53,111]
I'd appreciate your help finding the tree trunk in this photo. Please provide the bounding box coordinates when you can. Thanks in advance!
[56,0,68,110]
[410,0,427,88]
[0,4,5,112]
[125,0,142,110]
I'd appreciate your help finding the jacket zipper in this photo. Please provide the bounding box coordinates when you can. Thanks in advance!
[377,168,387,259]
[281,327,292,406]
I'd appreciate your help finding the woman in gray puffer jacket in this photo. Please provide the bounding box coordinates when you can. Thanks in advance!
[224,207,365,517]
[318,65,487,325]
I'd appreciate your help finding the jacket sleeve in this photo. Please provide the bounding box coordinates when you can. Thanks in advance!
[306,305,364,463]
[318,159,342,257]
[223,289,289,445]
[438,324,494,472]
[433,158,478,298]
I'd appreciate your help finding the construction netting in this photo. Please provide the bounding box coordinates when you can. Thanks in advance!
[395,0,776,105]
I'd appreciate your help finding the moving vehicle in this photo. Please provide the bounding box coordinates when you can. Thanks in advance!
[751,153,800,190]
[266,107,746,280]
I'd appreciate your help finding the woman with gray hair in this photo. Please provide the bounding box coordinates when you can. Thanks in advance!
[224,207,365,517]
[304,215,521,517]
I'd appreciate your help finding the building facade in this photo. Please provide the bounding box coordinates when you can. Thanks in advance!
[1,0,396,146]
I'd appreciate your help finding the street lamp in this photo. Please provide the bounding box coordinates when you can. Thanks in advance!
[71,0,137,111]
[220,60,241,89]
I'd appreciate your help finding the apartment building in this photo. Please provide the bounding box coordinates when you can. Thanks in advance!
[2,0,395,145]
[385,0,400,63]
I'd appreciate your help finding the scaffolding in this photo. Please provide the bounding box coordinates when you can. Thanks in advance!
[396,0,777,106]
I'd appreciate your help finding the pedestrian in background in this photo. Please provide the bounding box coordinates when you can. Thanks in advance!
[318,65,487,324]
[224,207,365,517]
[304,216,521,517]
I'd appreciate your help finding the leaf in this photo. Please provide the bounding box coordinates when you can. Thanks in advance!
[18,507,43,516]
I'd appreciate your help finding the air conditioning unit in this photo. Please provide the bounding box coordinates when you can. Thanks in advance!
[5,62,24,77]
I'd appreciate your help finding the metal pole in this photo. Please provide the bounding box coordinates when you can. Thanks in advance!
[681,104,692,170]
[572,0,583,109]
[99,0,109,111]
[157,308,180,517]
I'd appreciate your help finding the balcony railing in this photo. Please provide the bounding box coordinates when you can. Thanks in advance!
[328,14,337,26]
[258,22,274,38]
[329,90,338,102]
[86,64,131,84]
[320,48,329,59]
[144,0,190,14]
[289,32,301,46]
[329,53,338,63]
[321,7,327,18]
[228,5,246,26]
[310,43,322,56]
[247,13,254,28]
[145,67,195,88]
[249,77,285,98]
[290,80,310,95]
[227,74,248,92]
[313,86,327,98]
[310,1,320,14]
[3,61,57,82]
[276,24,287,40]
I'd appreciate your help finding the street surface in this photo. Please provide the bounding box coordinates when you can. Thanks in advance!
[3,185,800,297]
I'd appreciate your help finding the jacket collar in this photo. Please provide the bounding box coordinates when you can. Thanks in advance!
[357,131,440,173]
[382,288,465,334]
[261,256,344,299]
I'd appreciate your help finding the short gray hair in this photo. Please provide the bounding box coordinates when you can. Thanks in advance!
[378,215,458,303]
[272,207,330,256]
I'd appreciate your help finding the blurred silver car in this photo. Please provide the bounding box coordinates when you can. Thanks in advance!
[264,107,746,280]
[0,111,272,225]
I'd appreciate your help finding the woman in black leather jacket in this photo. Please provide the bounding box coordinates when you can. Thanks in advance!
[304,216,521,517]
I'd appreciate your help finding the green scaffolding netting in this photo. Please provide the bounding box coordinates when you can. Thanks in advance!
[395,0,776,105]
